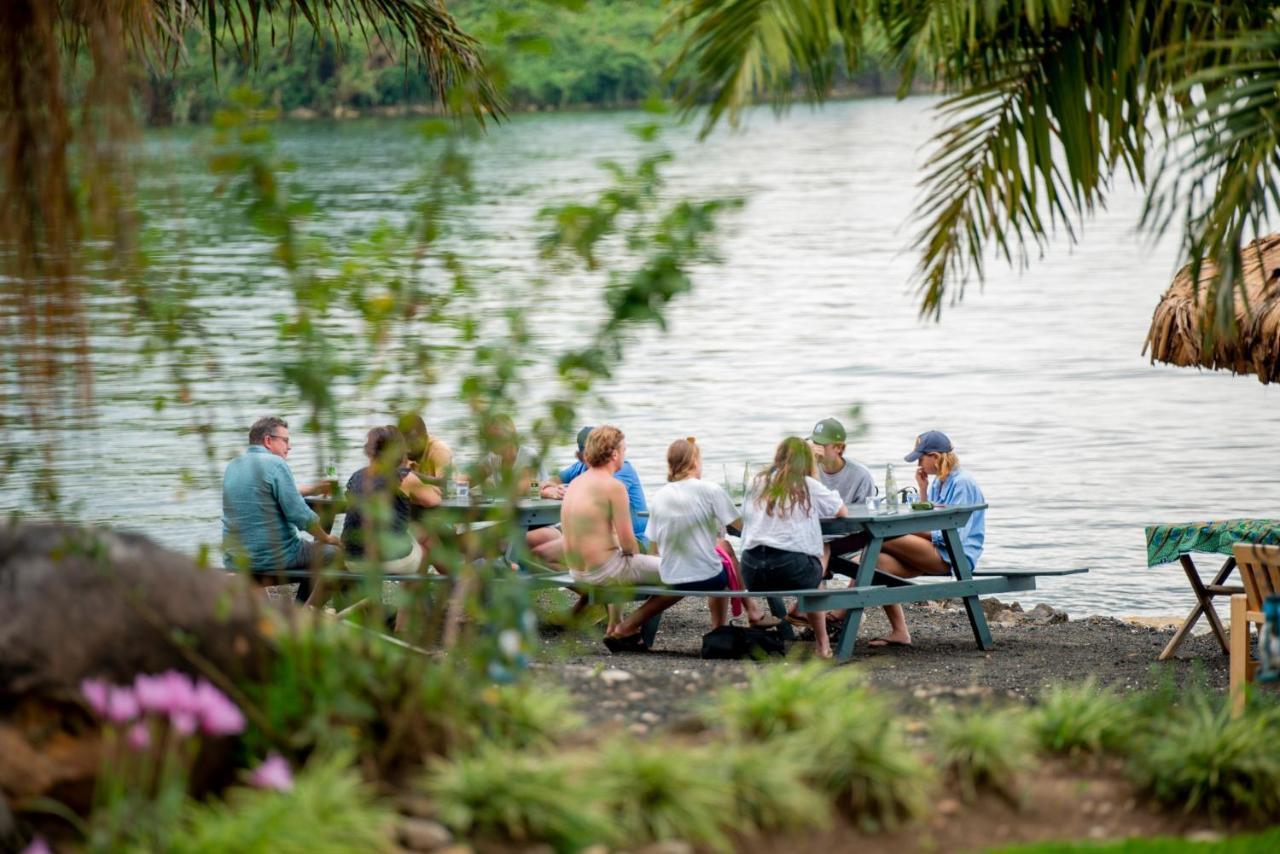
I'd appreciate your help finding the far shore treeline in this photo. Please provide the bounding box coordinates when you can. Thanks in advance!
[90,0,908,125]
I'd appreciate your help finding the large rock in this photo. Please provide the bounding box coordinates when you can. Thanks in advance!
[0,521,275,812]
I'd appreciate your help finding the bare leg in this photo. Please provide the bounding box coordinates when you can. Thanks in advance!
[610,594,683,638]
[709,596,729,629]
[872,536,947,646]
[807,611,832,658]
[606,603,622,634]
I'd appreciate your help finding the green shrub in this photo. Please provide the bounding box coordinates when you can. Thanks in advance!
[475,681,584,749]
[172,753,394,853]
[802,692,933,831]
[1032,678,1137,758]
[720,741,831,834]
[424,746,613,851]
[1128,692,1280,821]
[709,661,871,739]
[591,739,736,852]
[932,705,1034,803]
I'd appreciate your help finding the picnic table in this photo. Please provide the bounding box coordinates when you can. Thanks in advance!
[305,494,563,533]
[538,502,1084,661]
[1145,519,1280,660]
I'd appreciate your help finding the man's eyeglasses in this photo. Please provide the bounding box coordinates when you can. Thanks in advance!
[267,434,292,447]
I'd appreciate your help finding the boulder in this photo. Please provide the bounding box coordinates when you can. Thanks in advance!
[0,521,275,811]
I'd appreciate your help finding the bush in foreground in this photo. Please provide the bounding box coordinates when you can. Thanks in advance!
[710,660,871,739]
[1032,677,1137,759]
[1128,692,1280,821]
[932,705,1034,803]
[423,745,613,851]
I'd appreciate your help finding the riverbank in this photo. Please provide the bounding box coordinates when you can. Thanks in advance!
[523,592,1247,733]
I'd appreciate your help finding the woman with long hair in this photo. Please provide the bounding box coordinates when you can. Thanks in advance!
[605,437,777,650]
[872,430,986,647]
[339,425,443,631]
[739,436,847,658]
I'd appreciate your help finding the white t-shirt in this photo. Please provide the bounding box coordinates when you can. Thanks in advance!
[646,478,740,584]
[741,476,844,558]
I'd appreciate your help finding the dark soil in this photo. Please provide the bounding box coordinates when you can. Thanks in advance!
[526,592,1260,733]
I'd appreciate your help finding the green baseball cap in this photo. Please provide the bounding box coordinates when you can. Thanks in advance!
[807,417,846,445]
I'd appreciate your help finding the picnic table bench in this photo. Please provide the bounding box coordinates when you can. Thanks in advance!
[534,503,1087,660]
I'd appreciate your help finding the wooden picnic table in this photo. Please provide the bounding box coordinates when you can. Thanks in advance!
[1144,519,1280,660]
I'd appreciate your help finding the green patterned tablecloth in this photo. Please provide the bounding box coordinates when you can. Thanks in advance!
[1145,519,1280,567]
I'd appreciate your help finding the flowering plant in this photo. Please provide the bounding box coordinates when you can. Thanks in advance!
[78,670,289,851]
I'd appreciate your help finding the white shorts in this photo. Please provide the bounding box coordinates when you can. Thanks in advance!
[350,538,423,576]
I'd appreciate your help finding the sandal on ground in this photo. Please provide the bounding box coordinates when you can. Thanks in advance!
[784,613,811,630]
[867,636,911,648]
[602,632,649,653]
[749,614,782,629]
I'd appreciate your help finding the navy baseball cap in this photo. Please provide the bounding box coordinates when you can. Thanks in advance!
[576,425,594,451]
[904,430,953,462]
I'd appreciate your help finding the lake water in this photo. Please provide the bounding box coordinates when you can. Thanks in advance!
[2,97,1276,617]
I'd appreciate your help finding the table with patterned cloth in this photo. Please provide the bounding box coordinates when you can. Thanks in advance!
[1145,519,1280,660]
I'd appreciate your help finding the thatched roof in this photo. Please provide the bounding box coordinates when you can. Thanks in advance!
[1145,234,1280,384]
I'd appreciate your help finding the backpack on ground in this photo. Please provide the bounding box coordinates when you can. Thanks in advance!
[700,624,786,660]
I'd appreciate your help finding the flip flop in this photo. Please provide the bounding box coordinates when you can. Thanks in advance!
[867,637,911,648]
[749,614,782,629]
[602,632,649,654]
[784,613,811,630]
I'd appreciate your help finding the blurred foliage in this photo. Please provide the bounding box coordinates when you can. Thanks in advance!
[171,753,394,854]
[931,704,1034,804]
[1032,677,1138,760]
[707,659,871,739]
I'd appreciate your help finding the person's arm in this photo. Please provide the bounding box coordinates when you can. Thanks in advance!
[610,480,641,555]
[273,465,340,545]
[298,480,329,497]
[401,471,442,509]
[915,466,929,500]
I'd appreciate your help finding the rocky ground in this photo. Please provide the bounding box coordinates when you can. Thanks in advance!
[524,591,1253,733]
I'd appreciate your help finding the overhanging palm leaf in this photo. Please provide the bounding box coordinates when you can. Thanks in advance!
[666,0,1280,338]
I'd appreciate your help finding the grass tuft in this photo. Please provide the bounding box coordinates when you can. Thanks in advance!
[1032,677,1137,759]
[1128,691,1280,821]
[803,691,933,831]
[591,739,736,852]
[424,745,613,850]
[931,705,1034,803]
[172,753,395,854]
[720,741,831,834]
[709,661,871,739]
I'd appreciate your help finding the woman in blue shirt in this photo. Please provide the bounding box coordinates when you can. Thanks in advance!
[872,430,985,648]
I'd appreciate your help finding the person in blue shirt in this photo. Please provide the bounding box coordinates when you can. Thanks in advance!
[545,425,649,550]
[222,416,342,605]
[871,430,986,648]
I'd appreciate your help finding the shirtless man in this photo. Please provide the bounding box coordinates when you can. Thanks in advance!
[561,425,660,637]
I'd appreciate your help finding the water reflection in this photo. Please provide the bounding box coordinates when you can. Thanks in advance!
[2,97,1276,617]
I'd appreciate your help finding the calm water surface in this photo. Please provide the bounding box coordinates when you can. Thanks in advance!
[3,98,1276,617]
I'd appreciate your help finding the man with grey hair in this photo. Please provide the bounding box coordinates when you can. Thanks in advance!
[222,416,341,603]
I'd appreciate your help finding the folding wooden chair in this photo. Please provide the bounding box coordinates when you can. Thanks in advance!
[1229,543,1280,716]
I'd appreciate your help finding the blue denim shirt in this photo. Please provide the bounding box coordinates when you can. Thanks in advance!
[559,459,649,546]
[928,467,985,570]
[222,446,318,570]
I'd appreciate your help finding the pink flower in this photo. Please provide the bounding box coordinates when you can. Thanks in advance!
[171,710,198,736]
[20,836,52,854]
[81,678,110,717]
[126,721,151,751]
[194,678,245,737]
[247,753,294,792]
[160,671,199,715]
[105,686,139,724]
[133,673,171,714]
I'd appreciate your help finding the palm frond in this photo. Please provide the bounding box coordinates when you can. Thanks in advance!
[665,0,862,134]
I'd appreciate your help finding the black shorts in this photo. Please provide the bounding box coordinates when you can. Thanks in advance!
[670,567,730,592]
[741,545,822,591]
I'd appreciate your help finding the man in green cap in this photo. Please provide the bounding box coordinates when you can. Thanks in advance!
[808,416,875,575]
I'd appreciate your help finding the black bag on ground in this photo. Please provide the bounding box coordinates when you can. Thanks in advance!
[700,625,786,659]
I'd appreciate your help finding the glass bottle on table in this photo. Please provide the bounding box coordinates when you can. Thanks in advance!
[884,464,899,510]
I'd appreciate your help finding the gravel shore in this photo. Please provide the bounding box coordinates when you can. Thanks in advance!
[526,592,1263,731]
